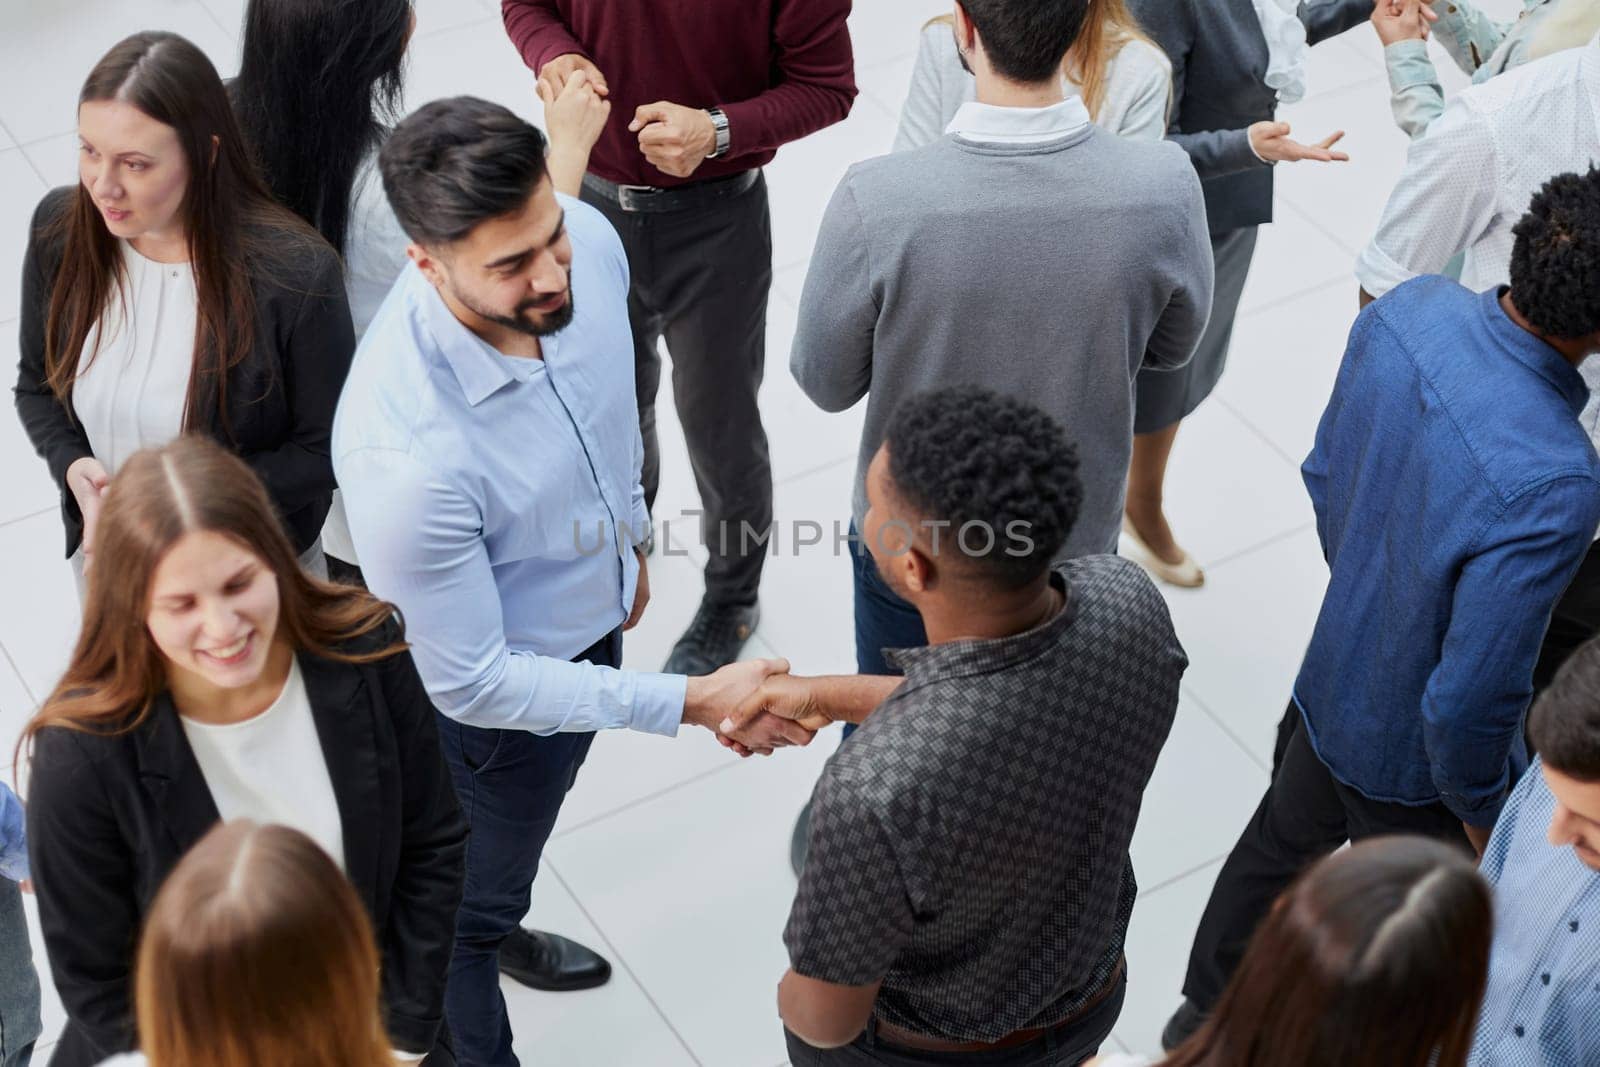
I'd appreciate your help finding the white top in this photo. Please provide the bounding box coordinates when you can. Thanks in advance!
[1355,33,1600,446]
[73,242,196,477]
[179,657,345,871]
[96,1055,145,1066]
[1091,1056,1153,1067]
[893,23,1171,152]
[1252,0,1310,103]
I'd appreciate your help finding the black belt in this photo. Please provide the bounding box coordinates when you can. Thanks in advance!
[582,170,760,214]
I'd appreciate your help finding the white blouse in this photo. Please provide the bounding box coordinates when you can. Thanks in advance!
[894,23,1172,153]
[179,657,346,871]
[72,242,196,478]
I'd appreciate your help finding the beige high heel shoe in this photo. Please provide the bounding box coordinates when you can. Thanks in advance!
[1121,516,1205,588]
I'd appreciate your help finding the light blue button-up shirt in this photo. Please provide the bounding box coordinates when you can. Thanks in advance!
[1472,758,1600,1065]
[332,195,685,737]
[0,782,26,882]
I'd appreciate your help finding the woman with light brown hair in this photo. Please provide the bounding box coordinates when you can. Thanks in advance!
[894,0,1172,150]
[98,821,392,1067]
[21,436,465,1067]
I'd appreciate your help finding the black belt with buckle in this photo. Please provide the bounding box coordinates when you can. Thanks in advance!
[583,170,760,214]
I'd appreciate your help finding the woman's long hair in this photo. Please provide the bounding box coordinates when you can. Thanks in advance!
[231,0,412,255]
[18,436,401,756]
[135,821,394,1067]
[930,0,1165,121]
[44,32,314,440]
[1164,837,1492,1067]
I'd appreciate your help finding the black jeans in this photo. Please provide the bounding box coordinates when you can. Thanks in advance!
[1181,701,1472,1010]
[438,630,616,1066]
[783,973,1124,1067]
[582,174,773,608]
[1533,539,1600,694]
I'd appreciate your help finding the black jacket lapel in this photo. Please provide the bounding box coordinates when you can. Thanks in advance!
[299,651,383,915]
[133,695,222,854]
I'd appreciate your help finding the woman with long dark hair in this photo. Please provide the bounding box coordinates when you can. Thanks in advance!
[14,32,355,588]
[1088,836,1492,1067]
[21,436,465,1067]
[99,822,395,1067]
[228,0,609,580]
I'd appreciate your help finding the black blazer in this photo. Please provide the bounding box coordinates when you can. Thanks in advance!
[1129,0,1372,233]
[25,625,467,1066]
[13,186,356,558]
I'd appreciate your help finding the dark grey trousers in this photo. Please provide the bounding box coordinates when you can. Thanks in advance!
[581,174,774,607]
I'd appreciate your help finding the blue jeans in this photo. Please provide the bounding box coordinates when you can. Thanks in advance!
[0,880,40,1067]
[843,529,927,740]
[438,630,618,1067]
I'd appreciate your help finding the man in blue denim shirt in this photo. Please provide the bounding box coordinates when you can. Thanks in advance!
[0,782,40,1067]
[1163,170,1600,1049]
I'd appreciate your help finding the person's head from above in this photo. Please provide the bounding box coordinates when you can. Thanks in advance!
[23,437,396,742]
[1528,635,1600,872]
[864,387,1082,628]
[1506,166,1600,362]
[135,820,392,1067]
[234,0,416,255]
[74,31,266,256]
[949,0,1091,87]
[381,96,573,348]
[1165,837,1490,1067]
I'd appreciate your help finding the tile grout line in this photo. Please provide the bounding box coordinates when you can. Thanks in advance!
[0,638,39,709]
[1200,518,1317,575]
[2,119,49,186]
[543,861,706,1067]
[1212,394,1303,470]
[1276,191,1366,260]
[1135,853,1227,900]
[0,506,58,534]
[1234,270,1354,322]
[1179,683,1271,776]
[549,757,745,842]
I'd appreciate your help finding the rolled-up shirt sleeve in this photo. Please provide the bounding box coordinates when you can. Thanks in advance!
[340,446,685,737]
[1356,97,1499,298]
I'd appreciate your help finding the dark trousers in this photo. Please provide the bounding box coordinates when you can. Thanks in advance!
[1533,539,1600,693]
[582,175,773,608]
[438,630,618,1067]
[784,974,1124,1067]
[842,528,927,741]
[1180,701,1471,1010]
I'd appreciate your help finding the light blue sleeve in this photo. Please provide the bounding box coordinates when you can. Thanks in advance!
[0,782,27,883]
[1383,40,1447,140]
[1430,0,1513,75]
[339,447,686,737]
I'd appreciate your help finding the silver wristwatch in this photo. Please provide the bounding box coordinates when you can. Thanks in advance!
[706,107,731,159]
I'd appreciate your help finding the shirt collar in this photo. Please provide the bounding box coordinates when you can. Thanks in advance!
[407,264,520,407]
[886,568,1077,682]
[1483,287,1590,416]
[944,97,1092,145]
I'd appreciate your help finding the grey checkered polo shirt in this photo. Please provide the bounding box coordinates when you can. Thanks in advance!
[784,555,1187,1043]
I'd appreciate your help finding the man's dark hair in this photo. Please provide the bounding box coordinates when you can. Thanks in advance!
[379,96,550,247]
[1509,166,1600,340]
[883,386,1082,591]
[1529,636,1600,782]
[957,0,1090,84]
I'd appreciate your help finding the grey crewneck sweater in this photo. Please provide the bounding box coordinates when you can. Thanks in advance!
[791,125,1214,561]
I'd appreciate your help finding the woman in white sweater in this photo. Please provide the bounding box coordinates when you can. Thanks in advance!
[894,0,1172,150]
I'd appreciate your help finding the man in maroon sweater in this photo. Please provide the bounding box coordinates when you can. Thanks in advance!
[503,0,857,682]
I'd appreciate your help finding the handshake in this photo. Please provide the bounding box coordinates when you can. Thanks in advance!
[681,660,898,757]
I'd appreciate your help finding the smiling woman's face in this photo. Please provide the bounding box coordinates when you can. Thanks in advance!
[77,98,190,245]
[145,530,281,693]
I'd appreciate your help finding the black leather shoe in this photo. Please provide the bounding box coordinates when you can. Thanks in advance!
[790,799,813,877]
[497,928,612,992]
[663,599,760,675]
[1161,999,1208,1051]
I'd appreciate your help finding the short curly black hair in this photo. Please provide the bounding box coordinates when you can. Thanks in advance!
[1509,167,1600,340]
[882,386,1082,591]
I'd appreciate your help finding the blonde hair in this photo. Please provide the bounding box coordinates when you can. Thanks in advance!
[929,0,1166,121]
[1527,0,1600,62]
[134,821,395,1067]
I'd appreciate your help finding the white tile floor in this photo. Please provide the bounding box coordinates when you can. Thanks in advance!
[0,2,1527,1064]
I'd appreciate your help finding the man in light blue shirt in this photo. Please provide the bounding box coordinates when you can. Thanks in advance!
[1472,637,1600,1065]
[333,97,807,1067]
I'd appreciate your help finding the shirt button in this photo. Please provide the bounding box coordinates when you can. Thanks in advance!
[1515,1025,1525,1038]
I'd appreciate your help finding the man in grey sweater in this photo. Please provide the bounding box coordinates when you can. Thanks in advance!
[786,0,1213,878]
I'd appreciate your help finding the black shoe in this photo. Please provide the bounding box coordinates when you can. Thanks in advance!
[663,599,760,675]
[497,928,612,992]
[1161,999,1208,1051]
[790,799,813,877]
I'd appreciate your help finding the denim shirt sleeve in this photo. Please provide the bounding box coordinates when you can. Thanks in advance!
[1384,40,1446,140]
[1430,0,1512,76]
[1422,480,1600,827]
[0,781,28,883]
